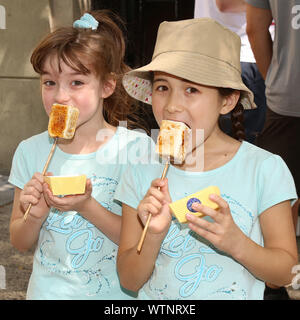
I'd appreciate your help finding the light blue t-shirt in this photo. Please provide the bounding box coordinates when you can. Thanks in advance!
[115,141,297,300]
[9,126,153,300]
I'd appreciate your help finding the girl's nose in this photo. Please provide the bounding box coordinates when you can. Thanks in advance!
[166,104,184,113]
[55,85,70,104]
[165,91,184,113]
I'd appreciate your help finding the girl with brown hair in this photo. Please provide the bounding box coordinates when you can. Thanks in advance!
[9,10,152,299]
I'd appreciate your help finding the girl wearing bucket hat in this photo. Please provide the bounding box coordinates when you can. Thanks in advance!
[115,18,298,299]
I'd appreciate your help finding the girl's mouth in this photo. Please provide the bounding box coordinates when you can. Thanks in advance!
[165,119,191,129]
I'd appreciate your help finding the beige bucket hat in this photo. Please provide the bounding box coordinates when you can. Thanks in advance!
[123,18,255,110]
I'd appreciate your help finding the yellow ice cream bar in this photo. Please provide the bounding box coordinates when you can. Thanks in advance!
[169,186,220,223]
[44,175,86,195]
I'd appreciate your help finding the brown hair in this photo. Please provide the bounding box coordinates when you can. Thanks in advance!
[31,10,150,134]
[218,88,245,141]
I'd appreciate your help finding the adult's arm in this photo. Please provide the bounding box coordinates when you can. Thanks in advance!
[216,0,246,13]
[246,3,273,79]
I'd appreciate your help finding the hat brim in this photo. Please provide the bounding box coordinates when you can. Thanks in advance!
[123,51,256,110]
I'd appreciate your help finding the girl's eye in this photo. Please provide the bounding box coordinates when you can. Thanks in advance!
[155,85,168,92]
[186,87,198,94]
[71,80,84,86]
[43,80,55,86]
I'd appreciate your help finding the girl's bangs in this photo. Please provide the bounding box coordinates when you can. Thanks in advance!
[59,45,91,75]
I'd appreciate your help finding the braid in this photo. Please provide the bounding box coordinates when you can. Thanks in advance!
[218,87,245,141]
[231,102,245,141]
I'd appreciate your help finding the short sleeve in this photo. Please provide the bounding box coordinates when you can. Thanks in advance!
[257,155,297,214]
[114,130,159,210]
[114,163,145,210]
[8,141,32,190]
[246,0,270,10]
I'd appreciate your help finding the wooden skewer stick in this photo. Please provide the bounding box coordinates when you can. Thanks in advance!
[137,159,170,253]
[23,137,58,221]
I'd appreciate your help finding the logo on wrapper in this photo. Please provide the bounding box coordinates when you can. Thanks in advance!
[187,198,201,213]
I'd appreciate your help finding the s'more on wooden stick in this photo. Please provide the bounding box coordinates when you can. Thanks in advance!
[24,104,79,221]
[137,120,191,253]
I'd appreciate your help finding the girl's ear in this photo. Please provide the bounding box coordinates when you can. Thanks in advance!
[220,90,240,115]
[101,74,117,99]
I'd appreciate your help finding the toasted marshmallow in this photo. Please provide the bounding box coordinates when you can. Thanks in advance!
[155,120,191,163]
[48,104,79,139]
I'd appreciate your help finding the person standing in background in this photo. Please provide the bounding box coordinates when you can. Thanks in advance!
[246,0,300,300]
[194,0,274,144]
